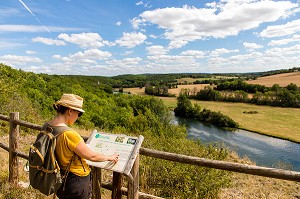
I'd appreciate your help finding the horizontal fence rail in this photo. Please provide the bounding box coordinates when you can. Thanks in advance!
[139,148,300,182]
[1,140,300,182]
[1,113,300,199]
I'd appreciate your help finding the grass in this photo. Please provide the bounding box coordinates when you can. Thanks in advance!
[158,96,300,143]
[219,172,300,199]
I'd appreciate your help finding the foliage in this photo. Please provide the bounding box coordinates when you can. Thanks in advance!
[0,64,233,198]
[192,83,300,108]
[175,94,239,128]
[195,86,222,101]
[215,79,268,93]
[144,83,176,97]
[141,137,231,198]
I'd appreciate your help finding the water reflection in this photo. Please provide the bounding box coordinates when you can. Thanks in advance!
[174,116,300,171]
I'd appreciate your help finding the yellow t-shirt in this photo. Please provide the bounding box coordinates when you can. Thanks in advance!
[55,129,91,176]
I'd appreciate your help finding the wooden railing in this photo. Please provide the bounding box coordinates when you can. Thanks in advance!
[1,112,300,199]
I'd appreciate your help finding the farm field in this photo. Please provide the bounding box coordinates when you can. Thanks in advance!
[124,84,210,97]
[246,72,300,87]
[158,97,300,143]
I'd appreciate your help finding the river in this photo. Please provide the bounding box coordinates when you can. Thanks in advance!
[174,116,300,172]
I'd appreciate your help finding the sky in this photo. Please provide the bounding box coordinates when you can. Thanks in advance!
[1,0,300,76]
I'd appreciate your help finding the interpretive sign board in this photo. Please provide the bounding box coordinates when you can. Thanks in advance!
[86,130,144,175]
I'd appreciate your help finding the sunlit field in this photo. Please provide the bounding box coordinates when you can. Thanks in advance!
[158,97,300,143]
[246,72,300,87]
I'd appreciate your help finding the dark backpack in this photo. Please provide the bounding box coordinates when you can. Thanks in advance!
[28,123,70,196]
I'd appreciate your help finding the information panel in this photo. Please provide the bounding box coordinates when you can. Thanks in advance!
[86,130,143,175]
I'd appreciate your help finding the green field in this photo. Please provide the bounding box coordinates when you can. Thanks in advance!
[158,97,300,143]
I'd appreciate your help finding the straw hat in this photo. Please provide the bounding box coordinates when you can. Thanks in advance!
[55,94,85,113]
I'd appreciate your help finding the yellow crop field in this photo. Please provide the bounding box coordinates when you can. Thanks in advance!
[246,72,300,87]
[124,84,210,97]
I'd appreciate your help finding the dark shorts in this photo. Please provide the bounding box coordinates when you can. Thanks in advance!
[56,172,92,199]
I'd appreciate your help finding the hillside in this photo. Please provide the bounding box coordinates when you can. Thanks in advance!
[0,64,232,198]
[246,72,300,87]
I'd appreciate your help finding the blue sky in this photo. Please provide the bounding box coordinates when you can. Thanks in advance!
[1,0,300,76]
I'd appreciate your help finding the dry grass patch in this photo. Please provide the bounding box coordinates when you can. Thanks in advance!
[168,84,210,96]
[124,84,211,97]
[246,72,300,87]
[123,87,146,95]
[219,172,300,199]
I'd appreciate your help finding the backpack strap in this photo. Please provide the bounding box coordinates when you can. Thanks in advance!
[42,123,70,137]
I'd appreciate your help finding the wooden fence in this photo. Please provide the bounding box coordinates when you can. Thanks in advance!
[1,112,300,199]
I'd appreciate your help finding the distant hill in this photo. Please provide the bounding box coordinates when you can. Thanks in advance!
[246,72,300,87]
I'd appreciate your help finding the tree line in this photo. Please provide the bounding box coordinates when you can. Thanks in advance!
[192,81,300,108]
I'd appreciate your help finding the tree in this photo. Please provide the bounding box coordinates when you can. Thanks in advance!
[195,86,221,101]
[174,94,193,117]
[286,83,298,92]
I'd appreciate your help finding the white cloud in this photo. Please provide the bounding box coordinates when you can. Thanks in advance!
[58,33,110,49]
[0,25,81,32]
[52,49,112,70]
[146,45,167,55]
[0,54,42,66]
[260,19,300,38]
[181,50,207,59]
[32,37,66,46]
[70,49,112,60]
[268,34,300,46]
[116,21,122,26]
[243,42,263,50]
[107,57,142,65]
[208,51,264,66]
[122,51,134,56]
[131,17,147,29]
[53,49,112,64]
[205,43,300,72]
[168,40,188,50]
[132,1,298,49]
[0,41,25,49]
[115,32,147,48]
[135,1,152,8]
[265,44,300,56]
[136,1,143,6]
[25,50,36,54]
[147,54,194,64]
[149,34,158,39]
[210,48,239,57]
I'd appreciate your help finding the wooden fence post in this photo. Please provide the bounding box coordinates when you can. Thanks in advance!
[112,172,122,199]
[92,167,102,199]
[9,112,19,186]
[127,154,139,199]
